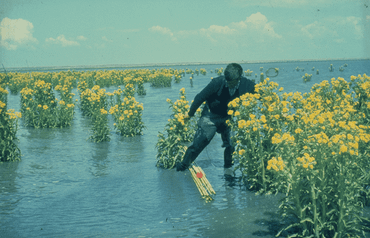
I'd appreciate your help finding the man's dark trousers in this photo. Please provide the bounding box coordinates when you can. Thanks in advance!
[178,110,234,170]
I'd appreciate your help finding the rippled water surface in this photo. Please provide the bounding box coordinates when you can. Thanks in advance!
[1,60,370,237]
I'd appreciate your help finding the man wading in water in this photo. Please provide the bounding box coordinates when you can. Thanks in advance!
[176,63,256,171]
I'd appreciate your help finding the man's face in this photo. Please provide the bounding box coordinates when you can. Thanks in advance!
[227,77,240,89]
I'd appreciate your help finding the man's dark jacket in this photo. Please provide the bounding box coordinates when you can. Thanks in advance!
[188,76,256,118]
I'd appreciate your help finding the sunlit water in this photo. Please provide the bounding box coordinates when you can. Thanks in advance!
[1,60,369,237]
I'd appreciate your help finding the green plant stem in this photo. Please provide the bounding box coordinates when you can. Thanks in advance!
[337,159,344,238]
[310,180,319,238]
[320,169,327,232]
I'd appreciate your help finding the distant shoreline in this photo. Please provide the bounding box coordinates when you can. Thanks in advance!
[2,57,369,72]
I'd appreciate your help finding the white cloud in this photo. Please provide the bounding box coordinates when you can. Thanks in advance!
[299,16,364,42]
[201,25,236,34]
[233,0,355,8]
[148,25,177,41]
[334,38,345,43]
[233,12,282,38]
[102,36,113,42]
[77,35,87,41]
[345,16,363,38]
[45,35,80,47]
[198,25,236,42]
[0,17,38,50]
[150,12,281,44]
[301,21,332,39]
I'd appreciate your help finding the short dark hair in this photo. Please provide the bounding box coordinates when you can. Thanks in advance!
[224,63,243,81]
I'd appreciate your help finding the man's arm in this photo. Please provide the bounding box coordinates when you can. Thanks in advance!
[188,77,221,117]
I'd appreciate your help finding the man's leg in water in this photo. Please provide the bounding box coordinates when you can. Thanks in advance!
[220,123,234,168]
[176,116,216,171]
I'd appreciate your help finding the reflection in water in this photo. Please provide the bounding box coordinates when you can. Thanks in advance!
[0,161,20,237]
[114,135,145,164]
[22,127,58,154]
[90,142,110,178]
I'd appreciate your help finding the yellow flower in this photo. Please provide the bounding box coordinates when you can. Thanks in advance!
[43,105,48,110]
[295,128,303,134]
[339,145,348,154]
[0,101,6,108]
[267,157,284,171]
[239,149,246,156]
[228,110,234,115]
[260,115,267,123]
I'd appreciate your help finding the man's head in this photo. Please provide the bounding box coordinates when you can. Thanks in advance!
[224,63,243,89]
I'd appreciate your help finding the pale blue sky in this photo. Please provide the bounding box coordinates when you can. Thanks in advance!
[1,0,369,68]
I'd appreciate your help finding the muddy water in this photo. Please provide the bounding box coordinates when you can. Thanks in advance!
[1,60,369,237]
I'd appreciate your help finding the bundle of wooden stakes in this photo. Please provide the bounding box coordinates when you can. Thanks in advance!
[189,164,215,201]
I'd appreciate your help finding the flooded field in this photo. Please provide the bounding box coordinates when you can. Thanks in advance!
[1,59,369,237]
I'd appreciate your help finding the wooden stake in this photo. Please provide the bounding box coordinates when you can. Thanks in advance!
[189,164,215,200]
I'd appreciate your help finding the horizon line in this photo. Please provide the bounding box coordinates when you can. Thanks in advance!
[2,57,369,72]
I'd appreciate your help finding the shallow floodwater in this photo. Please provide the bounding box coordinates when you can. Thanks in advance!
[1,60,370,237]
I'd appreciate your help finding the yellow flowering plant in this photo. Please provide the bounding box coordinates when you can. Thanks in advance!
[200,68,207,76]
[53,75,75,127]
[350,74,370,125]
[274,78,370,237]
[6,72,32,94]
[149,69,173,87]
[20,78,76,128]
[51,71,78,89]
[78,85,110,142]
[302,73,312,83]
[78,71,95,89]
[0,82,21,162]
[89,106,111,142]
[95,70,117,88]
[109,85,145,137]
[185,68,194,75]
[228,78,288,193]
[215,67,223,76]
[20,80,58,128]
[228,76,370,237]
[156,88,200,169]
[135,76,146,96]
